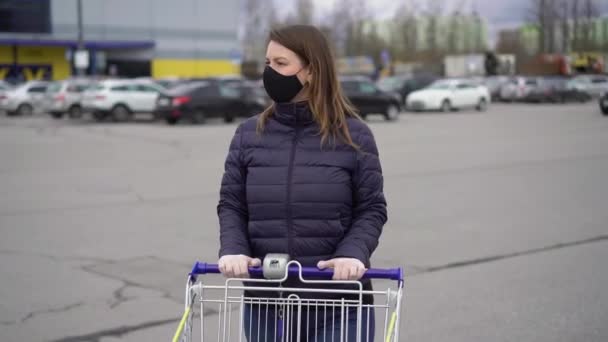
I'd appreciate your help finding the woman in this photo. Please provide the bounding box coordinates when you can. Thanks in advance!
[217,25,387,342]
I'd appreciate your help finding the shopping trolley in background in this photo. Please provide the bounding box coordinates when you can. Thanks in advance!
[173,254,404,342]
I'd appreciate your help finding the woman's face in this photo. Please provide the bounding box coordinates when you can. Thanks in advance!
[265,40,310,85]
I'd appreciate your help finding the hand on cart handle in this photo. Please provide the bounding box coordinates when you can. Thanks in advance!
[317,257,366,280]
[218,254,262,278]
[197,255,403,282]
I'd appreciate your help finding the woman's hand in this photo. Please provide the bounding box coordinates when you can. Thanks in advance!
[317,258,366,280]
[218,255,261,278]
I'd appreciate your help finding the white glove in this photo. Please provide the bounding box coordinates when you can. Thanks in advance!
[218,255,261,278]
[317,258,366,280]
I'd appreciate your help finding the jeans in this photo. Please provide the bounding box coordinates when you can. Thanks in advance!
[243,303,375,342]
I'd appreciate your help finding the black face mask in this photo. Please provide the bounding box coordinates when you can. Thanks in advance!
[263,66,304,103]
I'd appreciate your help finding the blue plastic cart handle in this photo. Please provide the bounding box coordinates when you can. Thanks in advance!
[190,262,403,282]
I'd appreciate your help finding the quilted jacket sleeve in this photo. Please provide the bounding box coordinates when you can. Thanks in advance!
[333,125,388,265]
[217,125,251,257]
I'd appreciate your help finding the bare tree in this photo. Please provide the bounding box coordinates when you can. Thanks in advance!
[425,0,443,55]
[243,0,268,60]
[473,10,486,53]
[572,0,581,51]
[528,0,559,53]
[447,10,462,54]
[581,0,599,51]
[392,0,420,60]
[557,0,571,53]
[294,0,314,25]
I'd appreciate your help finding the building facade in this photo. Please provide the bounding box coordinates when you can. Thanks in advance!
[0,0,242,81]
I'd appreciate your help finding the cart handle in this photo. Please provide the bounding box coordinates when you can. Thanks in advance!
[190,262,403,282]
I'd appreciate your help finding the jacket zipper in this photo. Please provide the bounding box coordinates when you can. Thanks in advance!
[285,126,299,256]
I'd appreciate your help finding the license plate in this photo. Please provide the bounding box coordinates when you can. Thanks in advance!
[158,98,170,106]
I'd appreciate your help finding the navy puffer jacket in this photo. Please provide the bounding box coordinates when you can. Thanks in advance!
[218,102,387,293]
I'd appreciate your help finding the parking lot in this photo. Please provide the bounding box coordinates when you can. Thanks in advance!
[1,102,607,341]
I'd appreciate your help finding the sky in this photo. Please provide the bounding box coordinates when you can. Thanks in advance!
[277,0,608,46]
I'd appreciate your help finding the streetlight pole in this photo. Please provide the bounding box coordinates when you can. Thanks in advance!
[76,0,86,76]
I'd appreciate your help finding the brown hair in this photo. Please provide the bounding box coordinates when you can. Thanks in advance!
[257,25,360,147]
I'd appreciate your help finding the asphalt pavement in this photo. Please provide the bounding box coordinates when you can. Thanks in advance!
[0,102,607,342]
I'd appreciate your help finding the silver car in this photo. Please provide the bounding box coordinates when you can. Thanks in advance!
[43,80,91,119]
[0,81,49,116]
[499,77,539,102]
[569,75,608,98]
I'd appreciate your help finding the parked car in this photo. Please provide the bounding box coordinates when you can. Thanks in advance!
[569,74,608,98]
[376,73,438,106]
[0,81,48,116]
[0,81,12,93]
[155,81,265,125]
[0,81,13,112]
[499,76,539,102]
[524,77,592,103]
[81,80,166,122]
[482,76,511,101]
[340,76,401,121]
[406,78,490,112]
[43,79,91,119]
[154,77,187,90]
[600,92,608,115]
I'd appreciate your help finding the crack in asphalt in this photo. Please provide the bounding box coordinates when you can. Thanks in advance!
[108,283,135,309]
[413,235,608,275]
[0,302,84,326]
[47,305,225,342]
[79,260,183,308]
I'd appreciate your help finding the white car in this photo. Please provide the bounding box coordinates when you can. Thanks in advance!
[0,81,49,116]
[81,79,166,122]
[43,79,91,119]
[407,79,490,112]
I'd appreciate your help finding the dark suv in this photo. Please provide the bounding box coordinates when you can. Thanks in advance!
[340,77,401,121]
[377,73,437,106]
[156,81,266,125]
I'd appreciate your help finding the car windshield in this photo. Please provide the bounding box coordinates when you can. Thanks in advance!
[167,82,209,95]
[377,77,403,91]
[88,83,105,91]
[427,81,452,90]
[46,82,63,93]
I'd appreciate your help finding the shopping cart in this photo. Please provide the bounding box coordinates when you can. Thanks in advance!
[172,254,404,342]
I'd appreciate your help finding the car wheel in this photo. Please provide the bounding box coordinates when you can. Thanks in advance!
[68,105,83,119]
[191,110,206,124]
[50,112,64,119]
[384,104,400,121]
[476,98,488,112]
[440,100,451,112]
[166,117,179,125]
[16,103,33,116]
[111,105,132,122]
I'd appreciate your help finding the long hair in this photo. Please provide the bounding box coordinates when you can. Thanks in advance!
[257,25,360,148]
